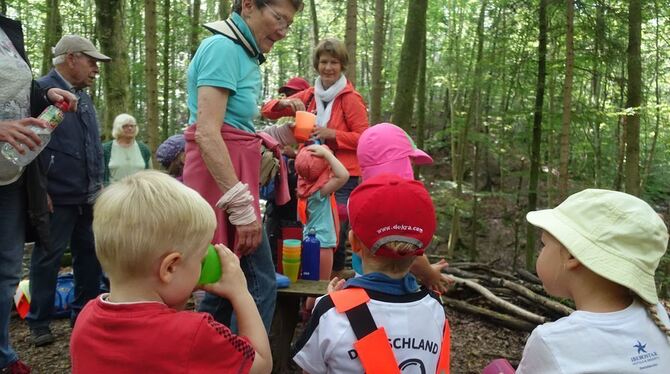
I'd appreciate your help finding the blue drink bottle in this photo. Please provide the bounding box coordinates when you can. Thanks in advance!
[301,228,320,280]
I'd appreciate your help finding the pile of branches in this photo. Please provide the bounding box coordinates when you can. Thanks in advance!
[438,260,574,332]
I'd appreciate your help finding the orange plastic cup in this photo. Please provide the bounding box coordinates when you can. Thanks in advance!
[293,111,316,143]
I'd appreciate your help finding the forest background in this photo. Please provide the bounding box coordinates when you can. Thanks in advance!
[3,0,670,295]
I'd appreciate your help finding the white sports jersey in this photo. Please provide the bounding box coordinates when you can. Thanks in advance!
[292,288,446,374]
[517,300,670,373]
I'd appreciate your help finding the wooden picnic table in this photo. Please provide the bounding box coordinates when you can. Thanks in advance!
[269,279,329,373]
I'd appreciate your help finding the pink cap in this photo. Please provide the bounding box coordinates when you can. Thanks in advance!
[357,123,433,180]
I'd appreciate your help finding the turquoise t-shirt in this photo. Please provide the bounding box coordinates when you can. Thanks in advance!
[186,13,262,133]
[304,192,337,248]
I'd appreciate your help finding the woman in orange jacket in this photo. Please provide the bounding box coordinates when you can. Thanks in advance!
[262,37,369,274]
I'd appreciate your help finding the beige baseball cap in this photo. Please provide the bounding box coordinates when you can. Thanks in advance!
[53,35,111,62]
[526,189,669,304]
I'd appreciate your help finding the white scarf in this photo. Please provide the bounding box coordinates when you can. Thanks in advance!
[314,74,347,128]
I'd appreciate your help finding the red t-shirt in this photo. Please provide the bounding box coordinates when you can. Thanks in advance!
[70,295,255,373]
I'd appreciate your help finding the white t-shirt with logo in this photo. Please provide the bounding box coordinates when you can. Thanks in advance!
[516,300,670,373]
[292,289,446,374]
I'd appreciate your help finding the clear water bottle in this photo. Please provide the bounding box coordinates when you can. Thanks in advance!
[301,228,320,280]
[0,101,69,167]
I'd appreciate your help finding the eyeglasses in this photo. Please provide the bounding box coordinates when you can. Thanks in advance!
[264,3,290,31]
[122,124,136,128]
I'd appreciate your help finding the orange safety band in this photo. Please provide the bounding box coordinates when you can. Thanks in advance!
[435,319,451,374]
[330,288,370,313]
[353,327,401,374]
[297,194,341,248]
[330,288,451,374]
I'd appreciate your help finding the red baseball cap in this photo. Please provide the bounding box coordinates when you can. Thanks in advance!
[348,174,436,257]
[278,77,310,95]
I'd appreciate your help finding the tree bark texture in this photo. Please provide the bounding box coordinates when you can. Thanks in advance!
[391,0,428,130]
[189,0,201,58]
[369,0,385,125]
[558,0,574,201]
[624,0,641,196]
[161,0,171,139]
[526,0,547,269]
[41,0,62,76]
[145,0,159,159]
[344,0,357,85]
[95,0,129,138]
[309,0,319,46]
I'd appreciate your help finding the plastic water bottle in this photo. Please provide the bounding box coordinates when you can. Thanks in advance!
[0,101,69,167]
[301,228,320,280]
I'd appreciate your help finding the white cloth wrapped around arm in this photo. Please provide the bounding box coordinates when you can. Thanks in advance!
[215,182,256,225]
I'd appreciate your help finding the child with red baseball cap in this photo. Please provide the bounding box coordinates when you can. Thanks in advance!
[292,174,449,374]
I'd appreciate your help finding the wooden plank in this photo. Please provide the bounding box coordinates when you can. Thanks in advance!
[277,279,329,297]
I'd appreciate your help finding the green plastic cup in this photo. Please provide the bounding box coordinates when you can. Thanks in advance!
[198,245,221,285]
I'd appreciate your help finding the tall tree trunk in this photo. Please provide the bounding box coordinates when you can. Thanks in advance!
[189,0,201,57]
[344,0,357,84]
[526,0,548,269]
[96,0,129,138]
[41,0,62,76]
[145,0,159,160]
[369,0,385,125]
[390,0,428,130]
[416,30,426,151]
[558,0,574,201]
[613,60,627,191]
[309,0,319,46]
[625,0,641,196]
[592,2,605,188]
[161,0,171,140]
[219,0,230,19]
[642,0,660,189]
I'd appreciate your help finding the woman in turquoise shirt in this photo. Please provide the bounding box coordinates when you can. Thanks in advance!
[183,0,304,331]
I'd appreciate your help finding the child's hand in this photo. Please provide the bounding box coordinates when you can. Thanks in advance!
[277,98,305,112]
[306,144,330,158]
[201,244,248,300]
[327,277,346,293]
[420,259,453,294]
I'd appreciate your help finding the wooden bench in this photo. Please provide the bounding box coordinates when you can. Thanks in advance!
[270,279,329,373]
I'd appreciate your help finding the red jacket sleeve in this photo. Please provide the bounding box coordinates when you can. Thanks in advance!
[261,88,314,119]
[334,91,369,151]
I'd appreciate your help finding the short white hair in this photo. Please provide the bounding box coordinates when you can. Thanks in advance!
[52,54,66,65]
[112,113,139,139]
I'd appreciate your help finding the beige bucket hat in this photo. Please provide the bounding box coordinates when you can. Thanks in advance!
[526,189,668,304]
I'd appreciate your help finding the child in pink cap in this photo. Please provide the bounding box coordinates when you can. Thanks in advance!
[295,144,349,279]
[349,123,451,294]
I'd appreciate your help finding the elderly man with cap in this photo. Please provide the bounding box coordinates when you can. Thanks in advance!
[26,35,110,347]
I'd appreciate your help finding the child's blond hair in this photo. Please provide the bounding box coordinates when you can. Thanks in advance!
[361,240,418,274]
[93,170,216,279]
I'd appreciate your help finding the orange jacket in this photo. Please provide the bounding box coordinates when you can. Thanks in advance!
[261,80,369,176]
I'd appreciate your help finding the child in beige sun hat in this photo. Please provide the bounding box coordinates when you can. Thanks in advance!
[516,188,670,373]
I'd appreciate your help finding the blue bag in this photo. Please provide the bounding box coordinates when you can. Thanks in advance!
[52,272,75,318]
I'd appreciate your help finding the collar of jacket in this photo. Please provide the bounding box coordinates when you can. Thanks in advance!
[202,13,266,65]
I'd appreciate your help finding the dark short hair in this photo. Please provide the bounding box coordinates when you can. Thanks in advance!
[313,38,349,72]
[233,0,304,14]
